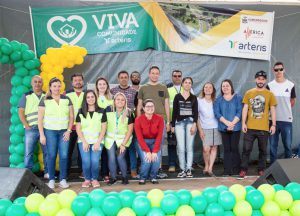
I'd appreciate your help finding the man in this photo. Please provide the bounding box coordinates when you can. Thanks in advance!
[137,66,170,178]
[166,70,183,172]
[130,71,141,91]
[266,62,296,163]
[18,75,48,178]
[111,70,138,178]
[239,71,277,179]
[66,73,84,177]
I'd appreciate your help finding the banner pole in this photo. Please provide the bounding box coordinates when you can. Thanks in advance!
[29,6,37,57]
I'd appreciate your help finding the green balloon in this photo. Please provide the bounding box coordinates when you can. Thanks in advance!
[89,189,107,208]
[71,196,91,216]
[218,191,236,211]
[252,210,263,216]
[14,143,25,155]
[32,163,40,173]
[14,60,25,68]
[261,201,280,216]
[176,189,192,205]
[5,203,27,216]
[77,192,89,198]
[10,134,23,144]
[224,211,235,216]
[0,199,12,216]
[285,182,300,200]
[10,41,21,51]
[10,106,18,115]
[25,193,45,213]
[20,43,29,51]
[107,192,119,197]
[289,200,300,216]
[119,190,136,208]
[216,185,229,193]
[15,67,29,77]
[136,191,147,197]
[16,163,25,168]
[25,213,40,216]
[11,114,21,125]
[33,154,38,162]
[22,50,35,61]
[273,184,284,192]
[24,60,36,70]
[0,38,9,45]
[202,188,219,204]
[10,51,22,61]
[11,75,23,86]
[132,196,151,216]
[246,190,264,210]
[176,205,195,216]
[205,203,224,216]
[16,85,29,96]
[32,59,41,68]
[11,87,17,95]
[86,208,105,216]
[190,195,207,214]
[29,69,40,77]
[102,196,121,216]
[22,76,32,88]
[9,153,23,164]
[1,43,13,55]
[245,185,256,193]
[146,208,165,216]
[15,124,25,136]
[161,194,180,215]
[164,190,175,196]
[0,55,10,64]
[9,145,15,154]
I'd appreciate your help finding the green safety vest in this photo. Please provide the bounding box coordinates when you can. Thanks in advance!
[168,86,183,119]
[66,90,84,124]
[43,96,70,130]
[104,111,132,150]
[97,96,113,109]
[24,91,45,126]
[78,112,103,144]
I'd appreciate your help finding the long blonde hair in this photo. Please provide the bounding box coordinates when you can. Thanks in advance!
[112,92,131,123]
[95,77,112,100]
[45,77,61,100]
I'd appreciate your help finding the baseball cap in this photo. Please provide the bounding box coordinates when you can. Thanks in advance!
[255,70,267,79]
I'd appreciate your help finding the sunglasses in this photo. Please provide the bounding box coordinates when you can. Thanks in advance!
[173,75,182,78]
[274,68,284,72]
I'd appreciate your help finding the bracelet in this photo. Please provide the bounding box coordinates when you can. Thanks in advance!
[67,129,72,132]
[272,125,276,127]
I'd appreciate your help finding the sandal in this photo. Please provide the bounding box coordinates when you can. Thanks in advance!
[91,180,100,188]
[81,180,91,188]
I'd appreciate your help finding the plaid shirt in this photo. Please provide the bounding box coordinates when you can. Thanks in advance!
[110,86,137,110]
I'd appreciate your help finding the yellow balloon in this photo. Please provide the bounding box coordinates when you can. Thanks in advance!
[75,57,84,65]
[40,54,47,64]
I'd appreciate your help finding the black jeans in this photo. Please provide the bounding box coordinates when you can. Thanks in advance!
[241,129,269,171]
[67,130,82,173]
[221,131,241,175]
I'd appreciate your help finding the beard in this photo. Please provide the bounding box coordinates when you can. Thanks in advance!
[73,83,83,89]
[256,82,265,88]
[131,80,140,85]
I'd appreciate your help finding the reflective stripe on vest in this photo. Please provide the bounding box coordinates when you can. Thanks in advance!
[78,112,103,144]
[25,92,45,126]
[104,112,132,149]
[43,97,70,130]
[66,91,84,125]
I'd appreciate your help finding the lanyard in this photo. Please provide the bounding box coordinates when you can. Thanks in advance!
[115,111,123,133]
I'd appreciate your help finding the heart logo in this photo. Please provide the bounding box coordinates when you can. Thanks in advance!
[47,15,87,45]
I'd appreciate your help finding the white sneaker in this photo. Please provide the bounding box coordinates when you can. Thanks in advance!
[44,173,49,179]
[59,179,69,189]
[48,180,55,189]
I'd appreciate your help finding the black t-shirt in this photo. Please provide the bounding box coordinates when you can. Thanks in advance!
[76,108,104,123]
[101,109,134,124]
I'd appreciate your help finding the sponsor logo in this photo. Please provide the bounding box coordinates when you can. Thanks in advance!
[229,40,267,52]
[244,27,264,39]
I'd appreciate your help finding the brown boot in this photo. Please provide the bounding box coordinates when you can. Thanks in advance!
[168,166,176,173]
[131,170,138,178]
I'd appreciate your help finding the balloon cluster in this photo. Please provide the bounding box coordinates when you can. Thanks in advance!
[0,37,40,171]
[39,44,87,93]
[0,183,300,216]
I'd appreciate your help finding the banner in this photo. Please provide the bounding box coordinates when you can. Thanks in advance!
[31,3,274,60]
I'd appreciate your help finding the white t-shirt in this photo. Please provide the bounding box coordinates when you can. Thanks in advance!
[198,97,218,129]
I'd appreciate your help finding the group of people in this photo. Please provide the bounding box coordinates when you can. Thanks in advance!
[18,61,297,189]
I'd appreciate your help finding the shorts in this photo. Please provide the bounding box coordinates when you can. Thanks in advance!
[202,128,222,146]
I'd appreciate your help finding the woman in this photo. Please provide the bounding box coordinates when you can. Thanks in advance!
[197,82,221,177]
[135,99,164,184]
[76,90,106,188]
[103,92,134,185]
[171,77,198,178]
[214,79,242,176]
[38,77,74,189]
[95,77,112,182]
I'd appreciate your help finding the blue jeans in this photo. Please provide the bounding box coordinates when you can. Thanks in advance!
[78,143,102,180]
[175,118,196,171]
[167,131,177,167]
[269,121,293,164]
[128,132,138,171]
[138,139,161,180]
[107,142,127,179]
[24,126,48,173]
[44,129,69,181]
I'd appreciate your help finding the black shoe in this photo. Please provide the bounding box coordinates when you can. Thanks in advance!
[107,178,117,186]
[151,179,159,184]
[139,180,146,185]
[157,168,168,179]
[122,177,129,185]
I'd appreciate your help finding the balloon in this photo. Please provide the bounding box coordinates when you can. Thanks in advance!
[205,203,224,216]
[218,191,236,211]
[86,207,105,216]
[77,192,89,198]
[14,143,24,155]
[57,189,77,209]
[45,193,59,201]
[9,145,15,154]
[22,76,32,88]
[22,50,35,61]
[71,196,91,216]
[32,163,40,173]
[32,58,40,68]
[191,190,202,197]
[102,196,121,216]
[39,199,60,216]
[119,190,136,208]
[10,51,22,61]
[176,205,195,216]
[202,187,219,204]
[24,60,36,70]
[15,67,29,77]
[245,190,264,210]
[25,193,45,213]
[16,85,29,96]
[258,184,276,201]
[274,190,293,210]
[245,185,256,193]
[261,201,280,216]
[289,200,300,216]
[10,134,23,144]
[146,208,165,216]
[9,153,23,164]
[285,182,300,200]
[161,194,180,215]
[0,199,12,216]
[147,189,164,207]
[5,203,27,216]
[136,191,147,197]
[280,210,291,216]
[1,43,13,55]
[252,210,263,216]
[29,69,40,76]
[117,207,136,216]
[56,208,74,216]
[14,60,24,68]
[11,75,23,86]
[20,43,30,51]
[273,184,284,192]
[11,114,21,125]
[190,195,207,214]
[132,196,151,216]
[10,40,21,51]
[16,162,25,168]
[176,189,192,205]
[107,191,119,197]
[233,200,252,216]
[216,185,229,193]
[0,55,9,64]
[229,184,246,201]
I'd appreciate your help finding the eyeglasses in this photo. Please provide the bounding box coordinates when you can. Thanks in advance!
[274,68,284,72]
[173,75,182,78]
